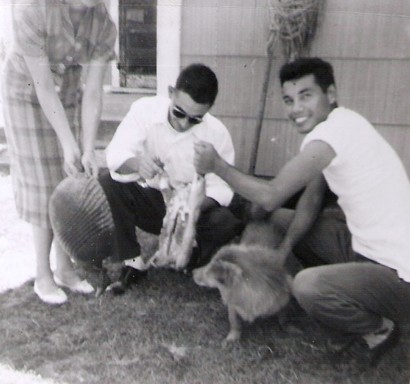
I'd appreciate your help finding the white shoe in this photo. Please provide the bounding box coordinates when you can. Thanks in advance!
[54,275,94,294]
[34,282,67,305]
[124,256,151,271]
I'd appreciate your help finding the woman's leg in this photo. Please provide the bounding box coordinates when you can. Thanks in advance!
[33,225,56,289]
[32,225,67,303]
[53,241,94,293]
[54,241,80,281]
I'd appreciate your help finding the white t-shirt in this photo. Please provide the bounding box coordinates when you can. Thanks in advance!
[301,107,410,282]
[106,95,235,207]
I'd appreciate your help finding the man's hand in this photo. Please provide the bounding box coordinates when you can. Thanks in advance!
[138,156,163,180]
[194,141,220,175]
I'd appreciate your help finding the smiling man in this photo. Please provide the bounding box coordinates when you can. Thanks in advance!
[193,58,410,366]
[99,63,242,290]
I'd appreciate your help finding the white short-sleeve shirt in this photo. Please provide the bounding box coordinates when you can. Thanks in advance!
[302,107,410,282]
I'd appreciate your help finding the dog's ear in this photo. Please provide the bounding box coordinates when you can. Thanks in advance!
[211,260,243,287]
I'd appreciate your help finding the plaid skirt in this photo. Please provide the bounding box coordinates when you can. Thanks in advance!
[2,62,78,229]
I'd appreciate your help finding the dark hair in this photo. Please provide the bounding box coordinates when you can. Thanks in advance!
[279,57,336,92]
[175,63,218,105]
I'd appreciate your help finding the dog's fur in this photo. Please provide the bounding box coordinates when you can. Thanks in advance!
[193,220,293,344]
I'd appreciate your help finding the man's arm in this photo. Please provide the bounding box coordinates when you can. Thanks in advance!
[105,101,157,182]
[202,124,236,207]
[194,140,335,211]
[276,175,327,256]
[115,154,162,180]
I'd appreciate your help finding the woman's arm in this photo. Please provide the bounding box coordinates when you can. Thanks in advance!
[80,60,109,177]
[24,55,81,176]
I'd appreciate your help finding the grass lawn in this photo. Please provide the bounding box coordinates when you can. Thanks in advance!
[0,175,409,384]
[1,240,409,384]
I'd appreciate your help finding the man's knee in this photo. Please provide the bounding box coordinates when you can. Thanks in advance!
[98,168,119,199]
[293,267,323,311]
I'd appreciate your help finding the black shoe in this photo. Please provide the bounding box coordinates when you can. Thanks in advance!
[122,266,148,287]
[330,324,400,367]
[109,266,148,295]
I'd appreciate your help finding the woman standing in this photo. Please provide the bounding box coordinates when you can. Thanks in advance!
[2,0,116,304]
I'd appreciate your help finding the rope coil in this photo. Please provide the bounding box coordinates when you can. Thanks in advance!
[268,0,325,59]
[249,0,325,174]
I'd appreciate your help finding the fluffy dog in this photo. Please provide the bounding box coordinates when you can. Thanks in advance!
[193,220,293,344]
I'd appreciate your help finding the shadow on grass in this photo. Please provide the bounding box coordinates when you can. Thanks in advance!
[1,263,409,384]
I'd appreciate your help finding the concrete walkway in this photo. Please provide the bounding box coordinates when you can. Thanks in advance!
[0,175,35,294]
[0,364,63,384]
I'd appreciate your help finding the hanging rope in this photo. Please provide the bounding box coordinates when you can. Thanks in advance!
[248,0,325,175]
[268,0,325,60]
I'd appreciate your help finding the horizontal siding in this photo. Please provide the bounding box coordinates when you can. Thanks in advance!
[181,55,274,120]
[252,119,302,176]
[377,124,410,178]
[311,2,410,59]
[181,0,410,175]
[182,0,410,59]
[217,117,256,172]
[216,115,410,178]
[183,55,410,126]
[332,60,410,126]
[253,120,410,177]
[181,1,268,57]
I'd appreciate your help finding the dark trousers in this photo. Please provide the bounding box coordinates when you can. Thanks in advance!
[99,169,243,267]
[271,208,410,337]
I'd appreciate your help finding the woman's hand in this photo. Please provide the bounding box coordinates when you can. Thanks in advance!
[62,141,82,177]
[81,149,99,178]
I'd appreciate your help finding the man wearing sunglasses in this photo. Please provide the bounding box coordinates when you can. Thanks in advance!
[98,63,243,291]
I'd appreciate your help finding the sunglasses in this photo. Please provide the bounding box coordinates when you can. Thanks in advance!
[171,105,203,125]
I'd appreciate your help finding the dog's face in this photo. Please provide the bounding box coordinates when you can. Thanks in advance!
[192,248,243,291]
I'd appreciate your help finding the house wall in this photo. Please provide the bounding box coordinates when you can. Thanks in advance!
[180,0,410,176]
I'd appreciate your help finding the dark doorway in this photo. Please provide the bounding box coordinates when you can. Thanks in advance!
[119,0,157,88]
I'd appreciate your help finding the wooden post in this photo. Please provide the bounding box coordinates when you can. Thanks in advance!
[248,51,274,175]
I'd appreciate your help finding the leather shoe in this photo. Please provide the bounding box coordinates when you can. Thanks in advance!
[109,266,148,295]
[329,324,400,367]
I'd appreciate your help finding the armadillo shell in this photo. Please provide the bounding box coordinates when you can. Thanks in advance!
[49,174,115,267]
